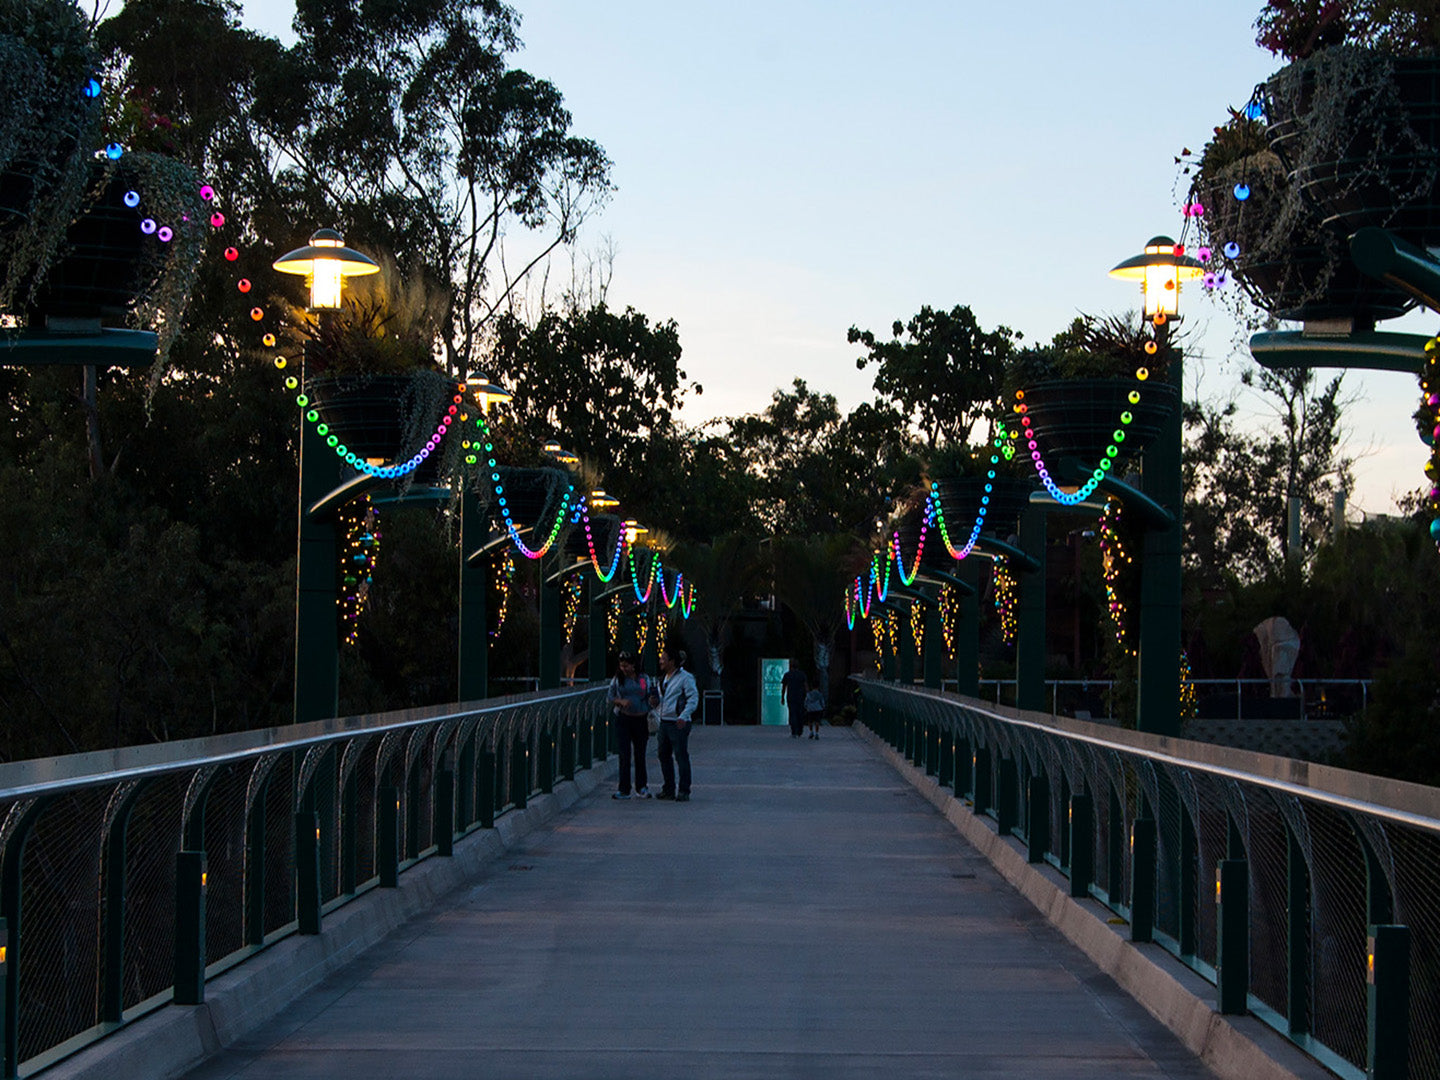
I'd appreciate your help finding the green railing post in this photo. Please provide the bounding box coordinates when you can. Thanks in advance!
[173,851,207,1005]
[1287,830,1310,1036]
[458,488,489,702]
[1069,793,1093,898]
[1027,775,1050,863]
[1015,506,1047,712]
[1131,817,1156,943]
[1216,858,1249,1015]
[478,749,496,828]
[377,786,399,888]
[539,555,562,690]
[294,420,342,724]
[997,757,1017,835]
[434,765,454,857]
[295,811,321,935]
[973,746,992,816]
[1368,924,1410,1080]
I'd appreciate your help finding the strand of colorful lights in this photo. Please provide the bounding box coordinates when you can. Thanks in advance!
[628,545,658,602]
[1011,371,1148,504]
[580,508,626,581]
[461,412,573,559]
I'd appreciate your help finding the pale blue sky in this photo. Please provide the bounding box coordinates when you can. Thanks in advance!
[235,0,1435,516]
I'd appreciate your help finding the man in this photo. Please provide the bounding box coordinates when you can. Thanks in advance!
[650,645,699,801]
[780,659,807,738]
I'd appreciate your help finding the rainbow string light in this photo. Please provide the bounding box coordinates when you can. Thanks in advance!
[628,545,659,603]
[580,508,626,581]
[892,499,934,586]
[293,388,462,479]
[461,411,573,559]
[1012,375,1145,505]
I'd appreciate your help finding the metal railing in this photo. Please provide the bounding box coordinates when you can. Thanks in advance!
[858,678,1436,1080]
[0,684,609,1077]
[953,678,1372,721]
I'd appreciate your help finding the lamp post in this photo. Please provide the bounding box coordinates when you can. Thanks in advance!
[1108,236,1204,736]
[458,376,513,702]
[272,229,378,724]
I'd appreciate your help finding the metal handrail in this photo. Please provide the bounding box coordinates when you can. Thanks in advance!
[0,684,611,1077]
[857,677,1437,1080]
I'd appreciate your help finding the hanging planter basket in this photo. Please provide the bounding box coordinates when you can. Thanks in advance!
[490,465,573,538]
[304,371,456,465]
[1018,378,1178,468]
[1265,51,1440,248]
[1197,152,1411,325]
[21,162,159,321]
[933,475,1035,541]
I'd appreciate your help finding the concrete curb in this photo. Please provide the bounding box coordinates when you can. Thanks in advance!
[858,725,1336,1080]
[39,758,617,1080]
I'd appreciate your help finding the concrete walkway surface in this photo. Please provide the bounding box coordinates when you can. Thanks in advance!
[181,724,1215,1080]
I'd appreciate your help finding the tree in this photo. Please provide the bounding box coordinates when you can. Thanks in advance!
[848,304,1018,448]
[771,534,864,700]
[726,379,921,535]
[101,0,611,373]
[1182,365,1352,585]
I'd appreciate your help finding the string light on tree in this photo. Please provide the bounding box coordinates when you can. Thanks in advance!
[562,576,584,644]
[939,584,958,656]
[908,600,925,658]
[1098,499,1139,656]
[992,563,1018,647]
[1179,650,1198,720]
[490,550,516,639]
[337,496,379,645]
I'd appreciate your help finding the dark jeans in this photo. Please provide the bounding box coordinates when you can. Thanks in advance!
[614,714,649,794]
[787,704,805,737]
[656,720,691,795]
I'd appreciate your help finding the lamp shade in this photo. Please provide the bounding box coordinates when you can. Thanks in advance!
[465,376,511,413]
[1108,235,1205,320]
[272,228,379,309]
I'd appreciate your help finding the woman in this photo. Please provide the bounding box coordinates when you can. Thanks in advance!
[607,651,652,799]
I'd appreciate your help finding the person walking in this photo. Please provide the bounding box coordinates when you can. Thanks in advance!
[607,651,652,800]
[650,646,698,801]
[804,685,824,739]
[780,659,808,739]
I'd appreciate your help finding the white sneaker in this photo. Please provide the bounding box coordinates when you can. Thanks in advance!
[635,788,652,799]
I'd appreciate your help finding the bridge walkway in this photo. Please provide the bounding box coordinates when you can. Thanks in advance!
[181,725,1214,1079]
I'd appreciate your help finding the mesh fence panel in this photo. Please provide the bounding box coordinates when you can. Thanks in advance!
[1245,786,1291,1022]
[1390,823,1440,1080]
[121,775,184,1010]
[262,755,295,938]
[1304,801,1368,1070]
[17,789,107,1063]
[204,764,250,965]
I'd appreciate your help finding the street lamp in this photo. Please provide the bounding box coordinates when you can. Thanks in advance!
[466,376,511,415]
[1107,234,1194,738]
[1107,236,1205,322]
[623,519,648,545]
[543,441,580,466]
[590,489,619,509]
[272,228,379,310]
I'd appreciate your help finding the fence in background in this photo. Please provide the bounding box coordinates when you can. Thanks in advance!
[858,678,1435,1080]
[0,685,608,1077]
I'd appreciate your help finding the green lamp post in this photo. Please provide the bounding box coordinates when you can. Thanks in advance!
[1108,236,1204,736]
[459,377,513,703]
[272,229,380,724]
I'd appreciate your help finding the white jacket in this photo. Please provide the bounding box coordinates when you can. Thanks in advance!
[656,667,699,723]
